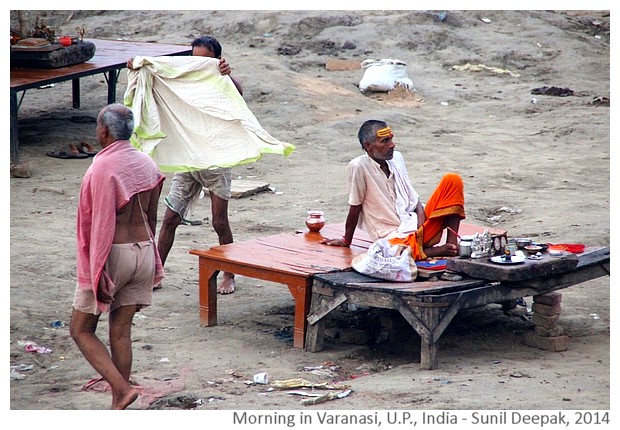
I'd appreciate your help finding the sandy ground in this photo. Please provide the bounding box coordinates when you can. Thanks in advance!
[8,8,611,424]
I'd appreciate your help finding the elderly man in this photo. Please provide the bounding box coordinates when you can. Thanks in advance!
[322,119,465,260]
[70,103,164,409]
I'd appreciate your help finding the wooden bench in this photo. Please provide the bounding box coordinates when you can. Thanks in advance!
[188,222,503,348]
[305,246,610,369]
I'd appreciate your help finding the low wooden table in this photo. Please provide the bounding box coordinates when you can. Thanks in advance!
[189,222,504,348]
[10,38,191,165]
[189,224,372,348]
[306,246,610,369]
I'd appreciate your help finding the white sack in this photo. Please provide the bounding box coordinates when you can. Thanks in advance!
[358,58,415,93]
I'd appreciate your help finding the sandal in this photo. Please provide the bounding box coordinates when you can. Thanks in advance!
[78,141,99,156]
[46,144,89,159]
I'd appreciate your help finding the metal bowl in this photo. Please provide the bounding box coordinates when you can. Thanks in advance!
[515,238,532,249]
[524,245,543,255]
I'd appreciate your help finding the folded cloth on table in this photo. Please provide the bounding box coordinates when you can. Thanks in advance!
[548,243,585,253]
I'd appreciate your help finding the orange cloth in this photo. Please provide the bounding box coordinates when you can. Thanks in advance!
[389,172,465,260]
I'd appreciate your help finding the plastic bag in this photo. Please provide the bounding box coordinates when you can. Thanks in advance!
[351,239,417,282]
[358,58,415,93]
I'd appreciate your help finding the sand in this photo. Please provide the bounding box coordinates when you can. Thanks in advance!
[8,8,610,422]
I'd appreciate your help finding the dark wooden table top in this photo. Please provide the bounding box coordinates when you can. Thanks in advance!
[10,38,191,91]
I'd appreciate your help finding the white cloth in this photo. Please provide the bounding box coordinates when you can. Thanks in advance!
[124,56,295,172]
[346,151,419,241]
[387,151,419,234]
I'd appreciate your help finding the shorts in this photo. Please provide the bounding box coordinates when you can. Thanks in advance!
[72,240,156,315]
[164,168,232,220]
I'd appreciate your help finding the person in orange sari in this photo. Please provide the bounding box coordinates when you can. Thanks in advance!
[321,119,465,260]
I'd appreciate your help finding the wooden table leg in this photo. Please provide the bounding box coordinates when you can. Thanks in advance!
[395,296,459,370]
[306,290,348,352]
[198,258,219,327]
[287,282,312,348]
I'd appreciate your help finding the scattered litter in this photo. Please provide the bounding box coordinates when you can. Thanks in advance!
[159,357,170,362]
[531,86,574,97]
[591,96,610,106]
[10,363,35,379]
[495,206,522,214]
[50,320,65,328]
[287,390,324,397]
[480,17,492,23]
[11,369,25,380]
[253,372,269,384]
[531,98,538,104]
[300,388,353,406]
[589,313,600,320]
[38,83,55,89]
[452,63,520,78]
[435,11,448,22]
[271,378,350,390]
[440,101,449,106]
[12,364,35,372]
[18,341,52,354]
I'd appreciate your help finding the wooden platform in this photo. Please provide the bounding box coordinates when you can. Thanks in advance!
[306,246,609,369]
[189,222,502,348]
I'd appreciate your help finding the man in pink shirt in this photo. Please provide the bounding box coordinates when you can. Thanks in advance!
[70,103,164,409]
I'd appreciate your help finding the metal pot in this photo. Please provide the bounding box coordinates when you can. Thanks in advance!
[458,240,472,258]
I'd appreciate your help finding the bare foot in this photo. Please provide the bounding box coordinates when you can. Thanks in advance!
[112,386,140,410]
[424,243,458,258]
[217,273,235,294]
[153,283,162,290]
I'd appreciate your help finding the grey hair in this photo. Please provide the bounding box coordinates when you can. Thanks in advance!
[357,119,387,148]
[99,103,134,140]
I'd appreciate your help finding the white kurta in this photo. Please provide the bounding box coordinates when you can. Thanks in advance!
[346,151,420,241]
[124,56,295,172]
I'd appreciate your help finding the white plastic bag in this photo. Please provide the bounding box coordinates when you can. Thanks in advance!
[351,239,417,282]
[358,58,415,93]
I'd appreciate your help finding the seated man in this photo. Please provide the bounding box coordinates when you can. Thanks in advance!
[321,119,465,260]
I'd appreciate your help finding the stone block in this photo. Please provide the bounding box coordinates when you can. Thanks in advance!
[534,324,565,337]
[532,302,562,316]
[533,292,562,306]
[531,312,560,329]
[10,163,31,178]
[523,331,569,351]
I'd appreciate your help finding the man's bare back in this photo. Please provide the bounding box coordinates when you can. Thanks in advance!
[113,187,162,244]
